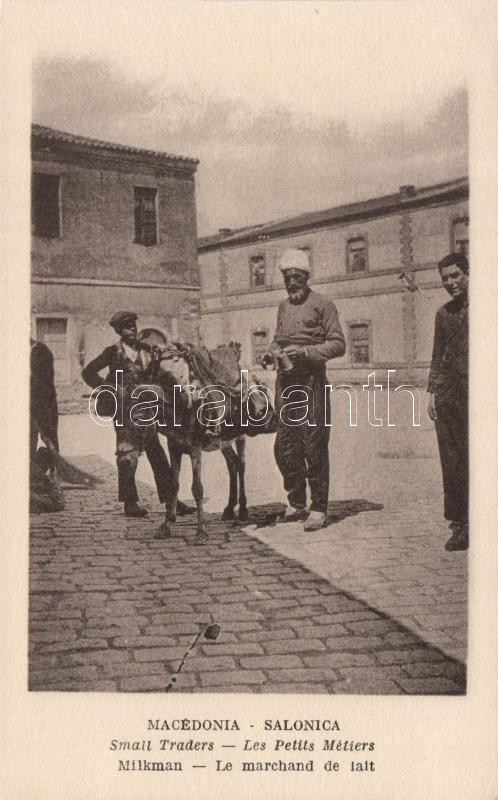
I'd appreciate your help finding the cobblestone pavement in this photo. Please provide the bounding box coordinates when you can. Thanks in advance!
[29,451,466,695]
[244,456,468,665]
[59,397,468,665]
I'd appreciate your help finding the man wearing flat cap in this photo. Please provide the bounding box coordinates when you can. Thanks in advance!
[82,311,192,518]
[266,248,346,532]
[428,252,469,551]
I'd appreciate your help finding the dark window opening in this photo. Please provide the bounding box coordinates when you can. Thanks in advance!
[452,217,469,256]
[134,187,158,246]
[350,323,371,365]
[32,173,60,239]
[250,254,266,287]
[251,328,269,365]
[347,236,368,273]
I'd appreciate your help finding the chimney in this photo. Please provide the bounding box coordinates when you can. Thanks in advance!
[399,185,416,199]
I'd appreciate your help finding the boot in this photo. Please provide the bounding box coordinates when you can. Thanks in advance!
[304,511,328,532]
[124,502,148,518]
[445,521,469,551]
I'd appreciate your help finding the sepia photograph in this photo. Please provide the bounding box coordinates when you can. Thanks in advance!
[28,1,469,696]
[3,0,498,797]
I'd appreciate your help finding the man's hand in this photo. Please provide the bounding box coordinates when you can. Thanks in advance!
[284,345,306,363]
[261,352,276,369]
[427,394,437,421]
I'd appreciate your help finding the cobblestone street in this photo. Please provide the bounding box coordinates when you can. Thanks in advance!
[30,399,467,694]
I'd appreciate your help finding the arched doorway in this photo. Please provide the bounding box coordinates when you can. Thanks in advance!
[138,328,168,347]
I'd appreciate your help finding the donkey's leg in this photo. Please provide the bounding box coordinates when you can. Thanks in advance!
[155,442,181,539]
[235,437,248,520]
[191,445,207,546]
[221,443,238,521]
[166,443,182,523]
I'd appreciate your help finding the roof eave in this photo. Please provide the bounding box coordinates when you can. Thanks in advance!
[31,126,199,173]
[198,180,469,251]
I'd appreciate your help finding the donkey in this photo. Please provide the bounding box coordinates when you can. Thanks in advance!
[142,340,273,545]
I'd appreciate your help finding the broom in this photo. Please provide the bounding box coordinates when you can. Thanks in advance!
[33,421,104,487]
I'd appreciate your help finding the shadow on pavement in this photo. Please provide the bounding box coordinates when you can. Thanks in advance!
[227,499,383,528]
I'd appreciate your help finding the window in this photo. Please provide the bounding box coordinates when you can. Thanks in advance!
[349,322,371,365]
[452,217,469,256]
[32,173,60,238]
[249,254,266,287]
[251,328,269,365]
[134,187,158,246]
[347,236,368,273]
[36,318,69,383]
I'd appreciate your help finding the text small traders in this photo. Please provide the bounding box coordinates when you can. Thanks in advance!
[263,248,346,531]
[82,311,193,519]
[427,252,469,551]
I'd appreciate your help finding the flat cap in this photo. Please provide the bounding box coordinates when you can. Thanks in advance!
[279,248,310,273]
[109,311,138,330]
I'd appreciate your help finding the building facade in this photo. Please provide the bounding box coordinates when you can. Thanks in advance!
[31,124,201,410]
[198,178,468,386]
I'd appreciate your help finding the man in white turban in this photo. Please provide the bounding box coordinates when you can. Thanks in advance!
[267,249,346,532]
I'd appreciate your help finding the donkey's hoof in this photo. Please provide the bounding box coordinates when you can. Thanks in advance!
[155,522,171,540]
[221,507,235,521]
[194,527,208,546]
[166,511,177,523]
[238,507,249,521]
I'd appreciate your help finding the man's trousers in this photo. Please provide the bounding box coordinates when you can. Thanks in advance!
[435,391,468,523]
[115,421,172,505]
[274,368,331,514]
[275,421,330,512]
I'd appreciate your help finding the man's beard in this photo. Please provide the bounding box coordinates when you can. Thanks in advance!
[288,287,308,304]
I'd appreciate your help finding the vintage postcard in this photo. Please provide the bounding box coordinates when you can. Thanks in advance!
[2,1,497,798]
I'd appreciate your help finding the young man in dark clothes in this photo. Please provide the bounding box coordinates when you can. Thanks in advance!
[427,252,469,551]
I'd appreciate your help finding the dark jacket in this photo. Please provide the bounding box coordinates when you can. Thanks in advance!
[428,296,468,405]
[82,341,150,416]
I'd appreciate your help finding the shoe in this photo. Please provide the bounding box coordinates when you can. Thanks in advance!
[304,511,327,532]
[281,506,308,523]
[445,533,469,551]
[445,522,469,551]
[124,502,148,518]
[177,500,196,516]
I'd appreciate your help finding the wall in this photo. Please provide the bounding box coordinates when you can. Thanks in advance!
[32,147,201,411]
[198,194,468,384]
[410,200,468,266]
[32,282,200,410]
[32,158,199,285]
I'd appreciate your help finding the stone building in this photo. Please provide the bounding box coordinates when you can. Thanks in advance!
[31,124,200,410]
[198,177,468,386]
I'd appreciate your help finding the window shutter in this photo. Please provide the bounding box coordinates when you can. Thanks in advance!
[134,187,157,246]
[141,193,157,246]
